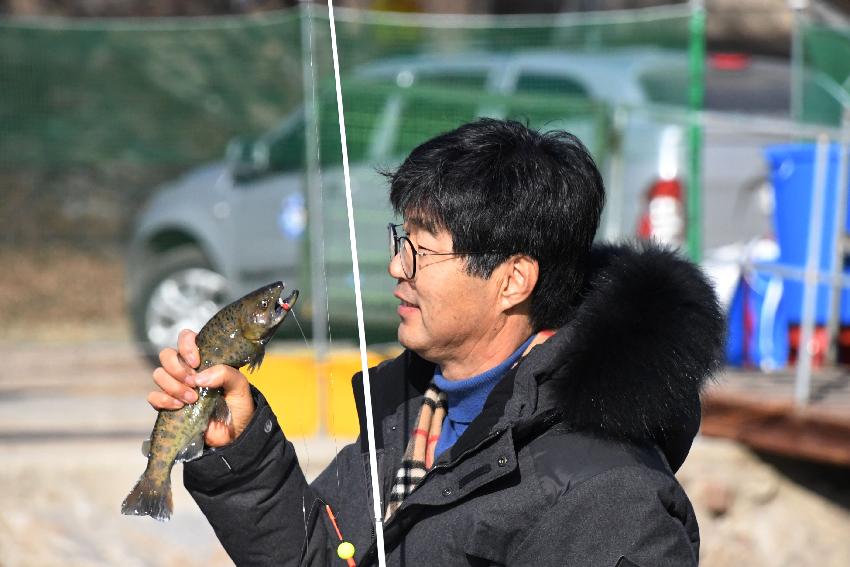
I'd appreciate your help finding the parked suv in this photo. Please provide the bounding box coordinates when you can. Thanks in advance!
[127,48,841,360]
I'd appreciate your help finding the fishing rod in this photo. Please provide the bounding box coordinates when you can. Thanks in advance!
[325,1,388,565]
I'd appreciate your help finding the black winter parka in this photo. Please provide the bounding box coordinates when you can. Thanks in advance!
[184,243,725,567]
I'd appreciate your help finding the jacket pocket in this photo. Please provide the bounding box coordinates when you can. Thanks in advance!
[615,557,645,567]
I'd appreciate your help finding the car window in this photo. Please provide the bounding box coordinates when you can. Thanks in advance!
[262,84,391,174]
[505,93,605,160]
[638,58,798,116]
[637,66,688,107]
[266,113,306,174]
[319,86,390,165]
[413,69,489,90]
[704,62,790,115]
[391,88,480,157]
[514,72,590,98]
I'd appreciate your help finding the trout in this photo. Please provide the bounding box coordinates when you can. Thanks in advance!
[121,281,298,521]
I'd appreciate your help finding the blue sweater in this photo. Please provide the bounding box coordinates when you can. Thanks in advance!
[433,335,534,458]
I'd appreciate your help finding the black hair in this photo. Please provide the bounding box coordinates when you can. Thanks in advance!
[386,118,605,331]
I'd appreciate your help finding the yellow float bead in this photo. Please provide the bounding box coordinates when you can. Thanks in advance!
[337,541,355,559]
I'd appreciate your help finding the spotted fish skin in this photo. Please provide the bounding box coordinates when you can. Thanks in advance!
[121,282,298,521]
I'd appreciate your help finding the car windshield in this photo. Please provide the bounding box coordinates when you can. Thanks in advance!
[637,55,842,118]
[637,57,790,114]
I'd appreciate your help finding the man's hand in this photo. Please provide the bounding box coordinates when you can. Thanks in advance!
[148,329,256,447]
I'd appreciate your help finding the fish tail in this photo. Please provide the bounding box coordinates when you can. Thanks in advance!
[121,472,173,522]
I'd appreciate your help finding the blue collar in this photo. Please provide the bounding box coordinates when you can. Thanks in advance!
[433,335,534,425]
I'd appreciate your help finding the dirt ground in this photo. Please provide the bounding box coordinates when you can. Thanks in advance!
[0,246,129,343]
[1,434,848,566]
[679,438,850,566]
[0,340,343,567]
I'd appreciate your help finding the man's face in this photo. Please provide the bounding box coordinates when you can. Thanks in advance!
[388,224,503,364]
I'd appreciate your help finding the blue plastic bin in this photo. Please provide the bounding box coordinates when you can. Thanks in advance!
[765,143,850,324]
[726,270,788,369]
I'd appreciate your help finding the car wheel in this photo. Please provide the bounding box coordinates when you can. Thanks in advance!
[131,246,229,365]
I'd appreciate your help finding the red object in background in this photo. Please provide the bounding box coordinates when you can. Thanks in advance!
[709,52,751,71]
[742,282,754,366]
[787,324,850,366]
[637,178,686,245]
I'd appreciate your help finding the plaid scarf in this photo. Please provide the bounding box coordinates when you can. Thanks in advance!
[383,331,555,520]
[384,383,446,520]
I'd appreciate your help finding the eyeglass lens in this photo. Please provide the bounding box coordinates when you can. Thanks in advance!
[388,224,415,279]
[388,224,398,257]
[400,238,415,278]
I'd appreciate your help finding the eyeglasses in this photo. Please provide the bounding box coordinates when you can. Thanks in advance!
[387,223,495,279]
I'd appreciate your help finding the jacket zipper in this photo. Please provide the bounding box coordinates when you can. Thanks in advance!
[395,428,504,514]
[360,428,507,564]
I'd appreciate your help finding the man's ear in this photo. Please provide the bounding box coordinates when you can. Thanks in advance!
[499,255,538,311]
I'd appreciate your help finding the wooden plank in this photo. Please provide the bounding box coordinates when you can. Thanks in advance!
[701,380,850,466]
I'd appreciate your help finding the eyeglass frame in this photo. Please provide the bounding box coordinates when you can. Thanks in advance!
[387,222,498,279]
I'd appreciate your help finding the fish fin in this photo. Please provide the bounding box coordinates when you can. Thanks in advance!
[211,394,231,426]
[141,438,151,458]
[174,431,205,463]
[246,346,266,373]
[121,474,172,522]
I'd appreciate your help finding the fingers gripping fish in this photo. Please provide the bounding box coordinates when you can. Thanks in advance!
[121,281,299,521]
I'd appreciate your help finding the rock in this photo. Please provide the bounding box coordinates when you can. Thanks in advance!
[703,479,735,518]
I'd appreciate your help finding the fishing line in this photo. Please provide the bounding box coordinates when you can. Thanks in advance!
[305,3,343,497]
[325,1,388,565]
[302,0,343,499]
[286,306,315,495]
[299,0,321,539]
[302,0,347,545]
[289,309,310,347]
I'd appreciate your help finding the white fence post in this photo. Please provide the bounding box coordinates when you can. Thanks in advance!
[825,110,850,364]
[796,134,830,406]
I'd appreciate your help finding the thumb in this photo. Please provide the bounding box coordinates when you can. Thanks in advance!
[194,364,248,394]
[195,364,256,443]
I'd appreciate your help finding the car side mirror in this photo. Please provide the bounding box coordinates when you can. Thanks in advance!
[226,137,270,182]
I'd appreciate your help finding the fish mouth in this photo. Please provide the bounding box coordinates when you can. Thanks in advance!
[269,287,298,327]
[254,286,299,345]
[276,289,299,314]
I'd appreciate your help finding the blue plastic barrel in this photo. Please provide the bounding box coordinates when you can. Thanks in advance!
[726,270,788,369]
[765,143,850,324]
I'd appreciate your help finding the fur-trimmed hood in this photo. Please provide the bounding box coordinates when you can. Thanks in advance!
[534,242,726,471]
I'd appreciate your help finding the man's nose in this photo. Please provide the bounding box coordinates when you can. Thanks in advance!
[388,251,407,279]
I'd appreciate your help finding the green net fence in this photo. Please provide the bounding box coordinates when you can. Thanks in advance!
[0,4,696,347]
[0,13,304,248]
[798,21,850,126]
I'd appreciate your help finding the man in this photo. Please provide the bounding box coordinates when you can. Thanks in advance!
[149,118,724,566]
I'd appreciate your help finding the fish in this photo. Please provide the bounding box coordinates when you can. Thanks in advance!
[121,281,299,522]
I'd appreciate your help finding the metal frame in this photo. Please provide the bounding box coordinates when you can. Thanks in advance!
[738,111,850,406]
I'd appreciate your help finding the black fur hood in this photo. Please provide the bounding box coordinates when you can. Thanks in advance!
[532,242,726,471]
